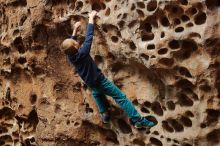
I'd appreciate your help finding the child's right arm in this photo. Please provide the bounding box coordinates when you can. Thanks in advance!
[78,11,97,55]
[71,21,81,40]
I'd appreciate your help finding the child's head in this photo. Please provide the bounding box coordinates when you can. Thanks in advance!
[61,39,80,55]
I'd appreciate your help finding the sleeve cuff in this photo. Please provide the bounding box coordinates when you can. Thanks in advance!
[88,23,94,28]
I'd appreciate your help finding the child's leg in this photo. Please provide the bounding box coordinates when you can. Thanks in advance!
[91,90,110,113]
[97,78,141,123]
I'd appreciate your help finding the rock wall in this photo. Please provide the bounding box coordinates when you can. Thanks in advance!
[0,0,220,146]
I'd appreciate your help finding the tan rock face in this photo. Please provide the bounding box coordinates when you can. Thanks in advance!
[0,0,220,145]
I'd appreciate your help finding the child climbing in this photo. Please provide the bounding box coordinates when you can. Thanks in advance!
[61,10,156,128]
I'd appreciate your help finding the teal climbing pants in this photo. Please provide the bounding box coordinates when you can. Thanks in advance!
[89,76,141,122]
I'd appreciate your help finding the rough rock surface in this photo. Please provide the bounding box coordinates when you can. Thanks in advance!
[0,0,220,145]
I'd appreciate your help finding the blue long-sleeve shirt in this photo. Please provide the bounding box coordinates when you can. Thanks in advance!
[67,23,104,86]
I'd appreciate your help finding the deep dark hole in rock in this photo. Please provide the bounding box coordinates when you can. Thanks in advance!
[173,39,198,60]
[160,16,170,27]
[54,82,65,91]
[158,58,174,67]
[129,41,136,50]
[19,15,27,26]
[30,94,37,104]
[111,36,119,43]
[118,20,125,28]
[158,48,168,55]
[177,92,194,107]
[8,0,27,6]
[17,45,26,54]
[132,99,139,106]
[179,0,188,5]
[141,33,154,41]
[161,32,165,38]
[18,57,27,64]
[75,1,83,11]
[136,2,145,9]
[168,39,179,49]
[207,129,220,144]
[145,115,158,125]
[176,79,195,89]
[189,32,201,38]
[30,137,35,143]
[25,139,31,145]
[199,84,211,92]
[28,109,39,127]
[166,101,175,110]
[0,135,13,143]
[143,23,152,32]
[136,9,144,18]
[153,131,159,135]
[31,66,45,76]
[5,87,11,102]
[0,140,5,145]
[140,53,149,61]
[147,1,157,11]
[206,109,220,125]
[172,6,178,13]
[131,3,136,11]
[170,5,184,14]
[0,107,15,119]
[0,45,10,54]
[133,138,145,146]
[180,116,192,127]
[175,27,184,33]
[200,123,207,128]
[13,37,26,53]
[117,119,132,134]
[187,7,197,15]
[151,101,163,116]
[186,22,194,27]
[32,24,48,44]
[105,7,111,16]
[94,55,103,64]
[178,67,192,78]
[168,118,184,132]
[181,15,190,22]
[128,20,138,28]
[194,12,207,25]
[147,44,155,50]
[185,110,194,117]
[162,121,174,132]
[150,137,163,146]
[110,62,124,72]
[143,101,151,107]
[86,107,93,113]
[205,0,220,10]
[173,139,179,144]
[174,18,181,25]
[183,143,192,146]
[151,55,156,58]
[140,106,149,113]
[0,126,8,134]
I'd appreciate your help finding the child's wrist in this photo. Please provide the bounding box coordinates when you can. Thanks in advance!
[89,18,94,23]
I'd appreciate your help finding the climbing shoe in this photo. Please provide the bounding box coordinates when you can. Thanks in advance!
[134,117,156,128]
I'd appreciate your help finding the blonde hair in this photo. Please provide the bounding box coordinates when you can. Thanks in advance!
[61,39,78,55]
